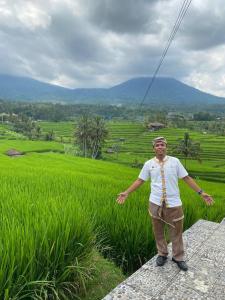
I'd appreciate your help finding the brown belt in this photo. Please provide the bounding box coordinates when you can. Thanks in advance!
[148,203,184,228]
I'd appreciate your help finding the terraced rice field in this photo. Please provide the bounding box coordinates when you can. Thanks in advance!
[105,121,225,161]
[0,120,225,299]
[0,139,64,154]
[0,124,26,140]
[38,120,225,164]
[37,120,225,183]
[39,121,75,142]
[104,121,225,183]
[0,149,224,299]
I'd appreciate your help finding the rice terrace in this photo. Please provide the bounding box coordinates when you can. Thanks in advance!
[0,116,225,299]
[1,0,225,299]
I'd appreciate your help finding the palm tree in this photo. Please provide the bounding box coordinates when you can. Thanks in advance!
[75,115,108,159]
[75,115,91,157]
[90,116,108,159]
[172,132,201,169]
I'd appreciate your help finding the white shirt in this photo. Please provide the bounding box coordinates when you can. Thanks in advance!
[138,155,188,207]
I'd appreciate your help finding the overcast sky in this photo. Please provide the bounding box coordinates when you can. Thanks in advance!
[0,0,225,96]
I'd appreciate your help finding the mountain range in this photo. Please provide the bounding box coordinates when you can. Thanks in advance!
[0,74,224,106]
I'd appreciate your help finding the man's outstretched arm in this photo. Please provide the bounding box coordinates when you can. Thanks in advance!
[117,178,145,204]
[182,175,214,205]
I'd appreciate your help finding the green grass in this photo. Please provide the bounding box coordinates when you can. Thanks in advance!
[0,151,224,286]
[105,123,225,162]
[0,123,27,140]
[38,121,225,181]
[103,122,225,183]
[0,155,96,299]
[0,121,225,298]
[38,121,75,142]
[79,251,126,300]
[39,121,74,137]
[0,139,64,154]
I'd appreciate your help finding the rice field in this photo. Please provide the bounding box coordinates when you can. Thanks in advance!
[0,154,95,299]
[39,122,74,138]
[39,121,74,142]
[38,121,225,182]
[104,121,225,162]
[0,139,64,154]
[0,147,224,298]
[38,120,225,162]
[0,121,225,298]
[0,124,27,140]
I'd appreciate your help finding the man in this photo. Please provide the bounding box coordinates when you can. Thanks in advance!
[117,136,213,271]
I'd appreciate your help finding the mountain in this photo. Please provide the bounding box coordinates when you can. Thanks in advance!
[107,77,225,105]
[0,74,73,102]
[0,74,224,106]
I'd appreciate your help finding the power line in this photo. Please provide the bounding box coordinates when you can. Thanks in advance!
[140,0,192,106]
[140,0,192,107]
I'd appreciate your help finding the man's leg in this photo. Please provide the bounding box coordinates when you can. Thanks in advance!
[149,202,168,258]
[165,206,184,260]
[166,206,188,271]
[168,218,184,261]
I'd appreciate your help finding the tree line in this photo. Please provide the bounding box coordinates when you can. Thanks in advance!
[1,99,225,122]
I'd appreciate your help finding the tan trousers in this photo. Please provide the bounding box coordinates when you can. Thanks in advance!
[149,202,184,261]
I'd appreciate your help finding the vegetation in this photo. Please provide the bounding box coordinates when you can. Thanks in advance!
[1,99,225,124]
[193,111,215,121]
[0,139,64,154]
[172,132,201,169]
[0,154,96,299]
[34,120,225,183]
[80,251,126,300]
[12,114,42,140]
[0,116,225,299]
[186,120,225,136]
[75,115,108,159]
[0,150,224,299]
[101,122,225,182]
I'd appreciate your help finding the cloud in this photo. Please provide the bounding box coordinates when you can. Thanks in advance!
[85,0,159,34]
[178,0,225,50]
[0,0,225,96]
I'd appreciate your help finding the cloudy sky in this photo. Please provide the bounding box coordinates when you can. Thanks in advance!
[0,0,225,96]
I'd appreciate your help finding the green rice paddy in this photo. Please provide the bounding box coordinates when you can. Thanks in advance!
[0,121,224,299]
[38,121,225,183]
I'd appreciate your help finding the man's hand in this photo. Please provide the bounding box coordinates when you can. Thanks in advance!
[117,191,129,204]
[201,192,214,206]
[116,179,144,204]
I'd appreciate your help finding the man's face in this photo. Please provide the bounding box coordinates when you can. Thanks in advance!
[153,141,167,156]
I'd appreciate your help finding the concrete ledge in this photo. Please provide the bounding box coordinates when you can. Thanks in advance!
[103,219,225,300]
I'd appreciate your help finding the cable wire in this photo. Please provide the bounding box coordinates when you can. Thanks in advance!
[140,0,192,107]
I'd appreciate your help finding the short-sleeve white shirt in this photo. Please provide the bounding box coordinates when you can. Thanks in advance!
[138,155,188,207]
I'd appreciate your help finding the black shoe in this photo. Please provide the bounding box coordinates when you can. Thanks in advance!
[156,255,167,266]
[172,258,188,271]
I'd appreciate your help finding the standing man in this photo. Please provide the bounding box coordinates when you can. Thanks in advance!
[117,137,213,271]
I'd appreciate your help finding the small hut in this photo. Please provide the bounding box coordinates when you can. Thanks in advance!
[147,122,165,131]
[106,147,114,154]
[6,149,23,157]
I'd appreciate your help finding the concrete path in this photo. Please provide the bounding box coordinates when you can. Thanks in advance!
[103,218,225,300]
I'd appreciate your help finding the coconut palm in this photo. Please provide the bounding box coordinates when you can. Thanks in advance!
[172,132,201,169]
[75,114,91,157]
[75,115,108,159]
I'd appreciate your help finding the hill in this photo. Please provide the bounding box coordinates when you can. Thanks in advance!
[0,74,225,105]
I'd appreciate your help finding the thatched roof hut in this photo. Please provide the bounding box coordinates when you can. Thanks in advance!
[147,122,165,131]
[6,149,23,157]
